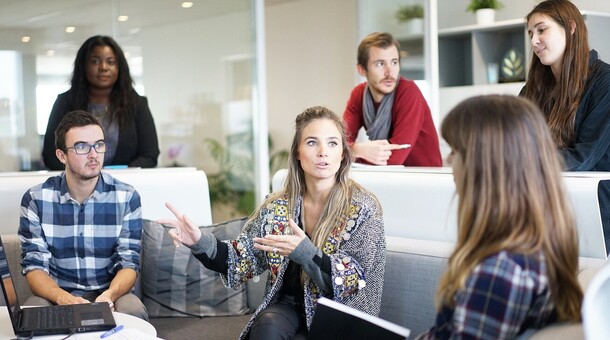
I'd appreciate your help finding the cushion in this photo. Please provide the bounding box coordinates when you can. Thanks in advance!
[140,218,249,317]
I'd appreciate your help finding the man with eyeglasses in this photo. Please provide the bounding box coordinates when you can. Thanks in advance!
[18,110,148,320]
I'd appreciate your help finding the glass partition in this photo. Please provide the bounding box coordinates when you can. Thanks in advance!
[357,0,439,123]
[0,0,266,221]
[358,0,427,90]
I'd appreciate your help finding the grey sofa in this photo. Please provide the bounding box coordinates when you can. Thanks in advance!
[2,233,606,339]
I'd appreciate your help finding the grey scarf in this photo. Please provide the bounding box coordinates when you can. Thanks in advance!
[363,82,397,140]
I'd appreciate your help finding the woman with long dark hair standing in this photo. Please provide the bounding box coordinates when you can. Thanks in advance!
[42,35,159,170]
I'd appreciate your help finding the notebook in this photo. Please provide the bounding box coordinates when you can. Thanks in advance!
[309,297,411,340]
[0,235,116,337]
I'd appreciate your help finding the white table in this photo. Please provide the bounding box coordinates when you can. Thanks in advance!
[0,308,158,339]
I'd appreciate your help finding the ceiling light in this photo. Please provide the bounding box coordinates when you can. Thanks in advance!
[181,2,194,8]
[47,50,55,57]
[21,36,31,43]
[118,15,129,22]
[65,26,76,33]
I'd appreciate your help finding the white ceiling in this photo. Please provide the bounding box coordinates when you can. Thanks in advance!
[0,0,292,58]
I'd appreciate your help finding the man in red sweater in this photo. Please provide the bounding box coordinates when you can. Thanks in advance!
[343,32,442,166]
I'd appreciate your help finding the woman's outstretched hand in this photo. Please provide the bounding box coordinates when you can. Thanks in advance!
[156,202,202,247]
[253,218,307,257]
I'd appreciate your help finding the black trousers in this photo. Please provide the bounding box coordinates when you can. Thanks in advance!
[249,295,308,340]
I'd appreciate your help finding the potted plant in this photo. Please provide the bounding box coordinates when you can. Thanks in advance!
[466,0,503,25]
[395,4,424,35]
[204,132,288,220]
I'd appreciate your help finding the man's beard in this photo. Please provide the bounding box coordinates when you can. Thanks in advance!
[68,161,101,180]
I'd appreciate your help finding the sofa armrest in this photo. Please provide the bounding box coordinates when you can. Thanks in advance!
[380,237,453,336]
[1,234,33,305]
[578,257,608,291]
[526,323,584,340]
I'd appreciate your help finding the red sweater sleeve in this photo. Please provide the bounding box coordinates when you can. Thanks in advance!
[342,79,442,166]
[386,78,442,166]
[343,83,367,144]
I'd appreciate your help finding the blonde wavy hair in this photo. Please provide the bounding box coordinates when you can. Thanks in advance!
[439,95,582,321]
[253,106,355,248]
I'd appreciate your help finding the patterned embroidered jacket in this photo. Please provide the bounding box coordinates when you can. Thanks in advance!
[220,182,386,340]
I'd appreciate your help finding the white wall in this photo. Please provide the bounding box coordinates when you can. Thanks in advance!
[265,0,357,152]
[141,10,253,170]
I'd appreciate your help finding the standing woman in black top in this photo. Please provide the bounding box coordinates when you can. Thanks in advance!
[520,0,610,251]
[42,35,160,170]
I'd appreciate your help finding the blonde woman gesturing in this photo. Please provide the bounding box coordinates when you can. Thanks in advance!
[159,106,386,340]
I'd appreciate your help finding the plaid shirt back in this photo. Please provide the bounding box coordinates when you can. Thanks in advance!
[421,250,556,339]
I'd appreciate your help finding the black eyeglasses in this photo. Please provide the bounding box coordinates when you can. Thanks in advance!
[66,141,107,155]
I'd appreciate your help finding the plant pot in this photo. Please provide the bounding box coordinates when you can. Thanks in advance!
[403,18,424,35]
[476,8,495,25]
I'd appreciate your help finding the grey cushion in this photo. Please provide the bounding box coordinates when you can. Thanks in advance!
[150,314,252,339]
[380,250,448,336]
[0,234,33,305]
[141,218,249,317]
[380,237,452,336]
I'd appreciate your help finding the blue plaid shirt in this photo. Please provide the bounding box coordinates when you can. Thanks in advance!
[19,172,142,293]
[420,250,556,339]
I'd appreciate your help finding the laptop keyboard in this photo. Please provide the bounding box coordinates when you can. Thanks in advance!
[36,306,76,329]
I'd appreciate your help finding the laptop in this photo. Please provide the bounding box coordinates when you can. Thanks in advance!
[309,297,410,340]
[0,235,116,337]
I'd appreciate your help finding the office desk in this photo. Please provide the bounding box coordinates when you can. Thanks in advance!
[0,309,158,339]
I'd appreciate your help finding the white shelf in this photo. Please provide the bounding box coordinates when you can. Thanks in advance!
[439,82,524,91]
[394,32,424,41]
[400,56,424,71]
[438,18,525,36]
[439,18,528,87]
[438,12,610,89]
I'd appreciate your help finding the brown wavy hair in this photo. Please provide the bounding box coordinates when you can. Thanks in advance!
[357,32,401,72]
[439,95,582,321]
[522,0,589,148]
